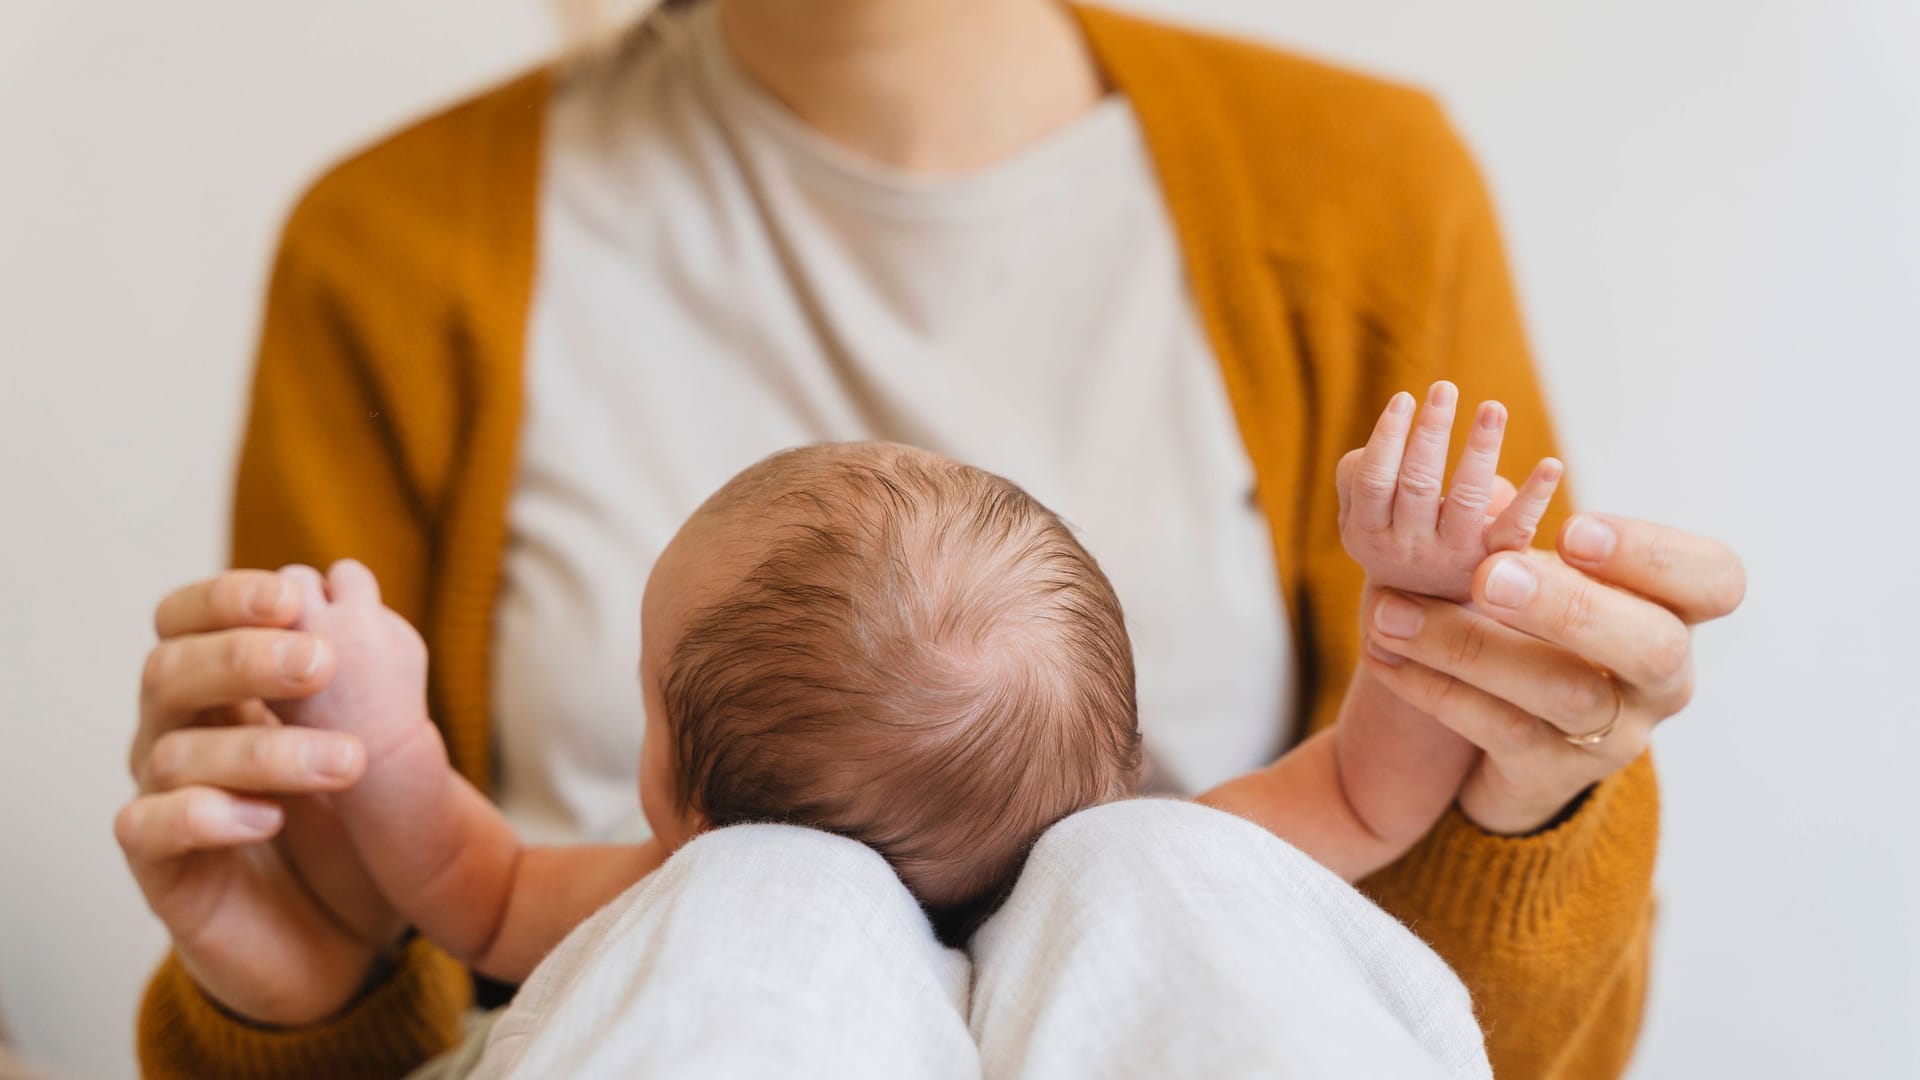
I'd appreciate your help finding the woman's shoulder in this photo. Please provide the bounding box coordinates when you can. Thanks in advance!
[1083,7,1434,111]
[275,66,552,293]
[1080,5,1487,247]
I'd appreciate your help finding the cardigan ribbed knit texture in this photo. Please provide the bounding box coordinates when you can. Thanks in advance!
[138,6,1657,1077]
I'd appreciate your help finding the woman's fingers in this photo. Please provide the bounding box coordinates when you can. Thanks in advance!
[1358,647,1565,762]
[143,725,365,796]
[1555,513,1747,625]
[153,570,301,638]
[114,785,285,865]
[1366,589,1641,743]
[1437,400,1506,544]
[1347,392,1416,533]
[1484,458,1564,553]
[1471,550,1695,700]
[1359,644,1631,836]
[141,628,334,719]
[1393,381,1458,530]
[134,628,335,773]
[1360,600,1662,834]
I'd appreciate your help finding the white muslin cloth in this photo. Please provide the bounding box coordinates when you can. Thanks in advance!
[471,825,977,1079]
[970,800,1490,1079]
[463,800,1489,1079]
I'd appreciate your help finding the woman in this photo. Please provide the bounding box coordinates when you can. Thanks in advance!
[117,1,1743,1076]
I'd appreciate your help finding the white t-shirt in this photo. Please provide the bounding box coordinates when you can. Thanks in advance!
[492,5,1293,843]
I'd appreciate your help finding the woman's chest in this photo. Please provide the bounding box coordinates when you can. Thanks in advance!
[489,85,1295,841]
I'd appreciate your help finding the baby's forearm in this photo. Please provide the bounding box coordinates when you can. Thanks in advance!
[1198,664,1473,881]
[1330,660,1477,864]
[332,721,668,982]
[328,720,524,967]
[471,842,668,980]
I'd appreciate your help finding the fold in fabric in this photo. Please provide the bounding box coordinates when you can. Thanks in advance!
[473,825,977,1079]
[971,800,1489,1079]
[467,801,1487,1079]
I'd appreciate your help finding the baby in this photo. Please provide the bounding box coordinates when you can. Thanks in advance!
[278,381,1558,980]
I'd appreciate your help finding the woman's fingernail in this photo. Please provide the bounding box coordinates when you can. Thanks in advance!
[1428,381,1457,407]
[230,800,282,834]
[1373,594,1425,638]
[278,638,326,680]
[1477,401,1506,430]
[1563,516,1617,562]
[1388,391,1415,416]
[1365,639,1406,666]
[1484,557,1537,608]
[304,739,358,779]
[250,577,292,619]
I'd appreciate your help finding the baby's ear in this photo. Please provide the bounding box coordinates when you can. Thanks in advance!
[686,806,714,838]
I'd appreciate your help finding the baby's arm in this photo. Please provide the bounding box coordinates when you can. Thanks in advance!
[459,843,667,979]
[1203,383,1561,879]
[275,561,664,982]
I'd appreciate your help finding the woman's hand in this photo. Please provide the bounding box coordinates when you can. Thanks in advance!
[1360,514,1746,834]
[115,569,406,1026]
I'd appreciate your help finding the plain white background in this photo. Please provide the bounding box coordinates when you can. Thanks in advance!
[1,1,1914,1076]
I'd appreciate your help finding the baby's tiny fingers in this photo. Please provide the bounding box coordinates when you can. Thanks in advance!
[325,559,382,605]
[1392,382,1458,530]
[280,564,329,615]
[1484,475,1520,522]
[1439,401,1507,544]
[1485,458,1565,553]
[1336,448,1362,531]
[1349,392,1416,533]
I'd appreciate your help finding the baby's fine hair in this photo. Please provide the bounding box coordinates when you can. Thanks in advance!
[661,443,1141,935]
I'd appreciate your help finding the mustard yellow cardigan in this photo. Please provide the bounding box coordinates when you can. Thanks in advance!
[138,6,1658,1076]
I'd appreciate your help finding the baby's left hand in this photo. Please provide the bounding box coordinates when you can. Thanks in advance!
[1337,381,1563,602]
[272,560,430,758]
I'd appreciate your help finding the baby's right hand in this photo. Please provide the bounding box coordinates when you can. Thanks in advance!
[272,560,430,757]
[1337,382,1563,602]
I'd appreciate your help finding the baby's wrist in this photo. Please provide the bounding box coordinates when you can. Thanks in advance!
[1355,568,1474,606]
[358,707,449,769]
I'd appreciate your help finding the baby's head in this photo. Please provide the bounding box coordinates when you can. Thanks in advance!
[637,442,1141,933]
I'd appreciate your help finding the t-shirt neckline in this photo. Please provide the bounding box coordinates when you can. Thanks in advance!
[681,1,1138,222]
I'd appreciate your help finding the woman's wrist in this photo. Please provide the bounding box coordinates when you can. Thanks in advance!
[144,934,470,1079]
[1458,783,1596,838]
[193,926,411,1031]
[343,928,418,1014]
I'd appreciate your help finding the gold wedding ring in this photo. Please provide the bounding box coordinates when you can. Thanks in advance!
[1561,677,1623,747]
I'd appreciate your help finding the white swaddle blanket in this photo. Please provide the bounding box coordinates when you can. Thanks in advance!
[466,800,1489,1079]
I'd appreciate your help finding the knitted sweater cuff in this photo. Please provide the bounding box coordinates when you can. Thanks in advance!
[1369,752,1661,950]
[136,937,471,1079]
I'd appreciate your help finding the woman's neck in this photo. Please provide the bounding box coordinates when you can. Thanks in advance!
[715,0,1106,173]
